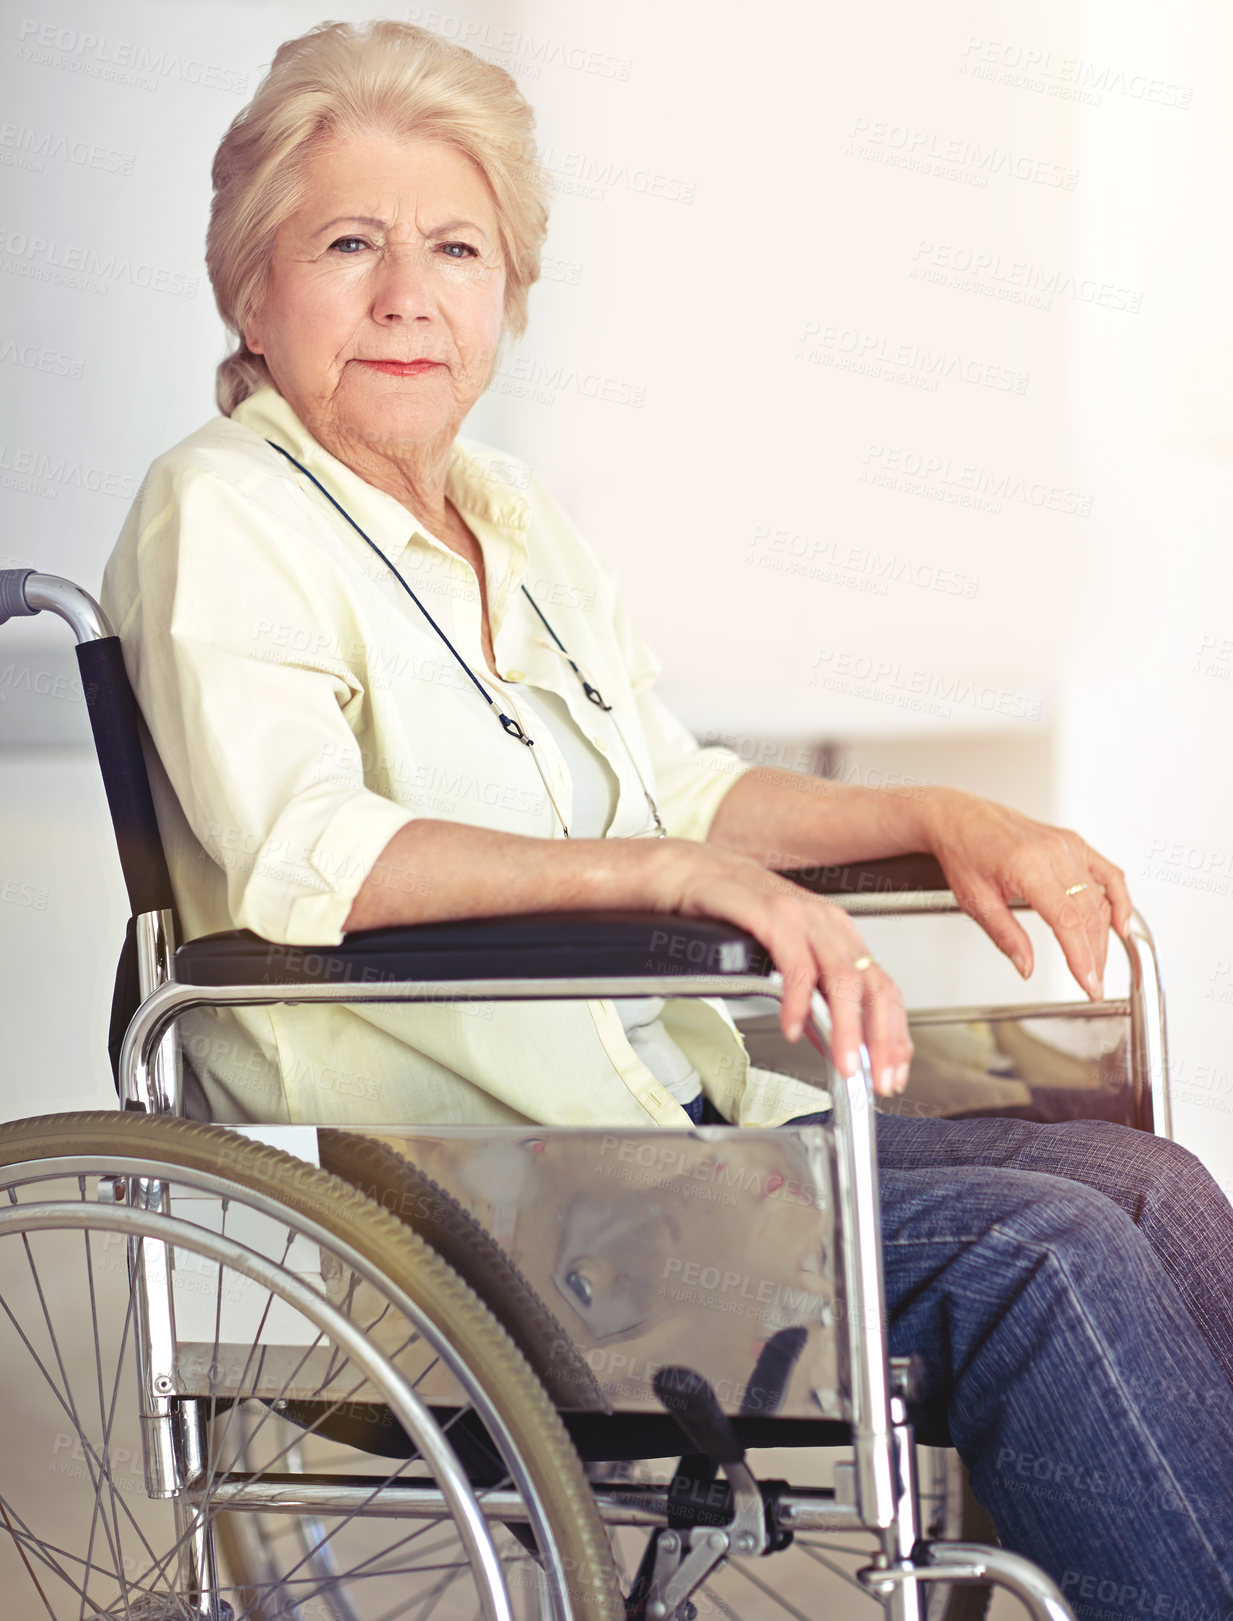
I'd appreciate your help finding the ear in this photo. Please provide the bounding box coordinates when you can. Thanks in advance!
[241,289,268,356]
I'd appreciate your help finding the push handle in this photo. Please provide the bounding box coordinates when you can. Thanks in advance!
[0,569,37,626]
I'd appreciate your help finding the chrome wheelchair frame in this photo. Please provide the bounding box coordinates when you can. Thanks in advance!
[1,566,1170,1621]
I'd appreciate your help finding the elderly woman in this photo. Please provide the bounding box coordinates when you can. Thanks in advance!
[102,18,1233,1609]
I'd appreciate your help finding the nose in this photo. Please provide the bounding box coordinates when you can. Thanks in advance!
[371,242,436,323]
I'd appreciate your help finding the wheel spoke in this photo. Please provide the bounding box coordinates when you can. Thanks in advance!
[0,1123,618,1620]
[0,1230,183,1608]
[693,1585,742,1620]
[794,1534,883,1558]
[261,1451,471,1599]
[792,1536,879,1595]
[149,1371,485,1613]
[223,1522,488,1621]
[0,1495,172,1615]
[0,1495,64,1618]
[80,1217,134,1619]
[187,1210,314,1509]
[406,1550,468,1621]
[726,1554,828,1620]
[240,1394,496,1599]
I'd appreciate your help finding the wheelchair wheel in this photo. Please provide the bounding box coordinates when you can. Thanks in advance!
[0,1111,623,1620]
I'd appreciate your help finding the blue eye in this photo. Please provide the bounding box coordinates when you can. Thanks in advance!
[326,236,480,259]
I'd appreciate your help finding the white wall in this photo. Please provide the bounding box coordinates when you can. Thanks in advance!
[490,0,1080,742]
[2,1,1230,1194]
[1061,0,1233,1187]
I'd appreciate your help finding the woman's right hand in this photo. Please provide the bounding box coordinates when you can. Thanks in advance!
[650,840,913,1098]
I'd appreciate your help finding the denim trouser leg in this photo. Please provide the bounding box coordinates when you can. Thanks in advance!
[780,1108,1233,1607]
[875,1110,1233,1396]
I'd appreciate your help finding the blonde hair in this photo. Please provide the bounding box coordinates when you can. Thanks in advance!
[206,18,549,415]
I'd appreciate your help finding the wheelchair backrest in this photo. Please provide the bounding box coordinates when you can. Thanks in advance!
[0,569,180,1083]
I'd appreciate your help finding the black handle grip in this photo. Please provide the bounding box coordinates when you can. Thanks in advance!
[652,1366,745,1464]
[0,569,37,626]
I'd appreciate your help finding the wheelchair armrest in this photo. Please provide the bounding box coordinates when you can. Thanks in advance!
[173,910,765,987]
[172,861,953,989]
[776,853,949,899]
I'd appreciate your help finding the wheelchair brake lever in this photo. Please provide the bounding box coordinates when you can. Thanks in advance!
[652,1366,743,1463]
[652,1367,767,1557]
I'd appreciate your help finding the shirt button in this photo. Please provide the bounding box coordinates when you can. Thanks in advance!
[592,736,607,751]
[504,669,525,682]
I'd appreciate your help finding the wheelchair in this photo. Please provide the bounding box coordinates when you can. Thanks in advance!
[0,566,1170,1621]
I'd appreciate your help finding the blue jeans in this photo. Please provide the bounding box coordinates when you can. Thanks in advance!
[693,1097,1233,1615]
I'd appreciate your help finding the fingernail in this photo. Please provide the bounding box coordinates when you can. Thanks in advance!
[1014,955,1030,979]
[895,1063,910,1091]
[786,1018,803,1042]
[1088,971,1103,998]
[880,1067,895,1095]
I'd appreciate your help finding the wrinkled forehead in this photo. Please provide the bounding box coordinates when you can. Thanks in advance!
[285,128,501,244]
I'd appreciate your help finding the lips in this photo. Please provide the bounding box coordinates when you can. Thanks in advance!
[356,359,444,375]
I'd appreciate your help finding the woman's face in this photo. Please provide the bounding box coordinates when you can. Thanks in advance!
[243,128,507,467]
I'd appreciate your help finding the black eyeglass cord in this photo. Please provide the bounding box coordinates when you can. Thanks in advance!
[520,588,611,711]
[265,439,537,745]
[264,438,665,837]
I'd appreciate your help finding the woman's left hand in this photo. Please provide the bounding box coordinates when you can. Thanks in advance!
[922,789,1133,999]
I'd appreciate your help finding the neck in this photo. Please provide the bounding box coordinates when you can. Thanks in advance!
[302,409,458,534]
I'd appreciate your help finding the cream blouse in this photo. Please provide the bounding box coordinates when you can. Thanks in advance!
[513,681,703,1107]
[99,384,829,1130]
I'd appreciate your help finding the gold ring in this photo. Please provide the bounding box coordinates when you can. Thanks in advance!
[852,954,876,972]
[1065,883,1089,897]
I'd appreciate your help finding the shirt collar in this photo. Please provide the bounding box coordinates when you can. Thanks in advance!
[231,383,532,565]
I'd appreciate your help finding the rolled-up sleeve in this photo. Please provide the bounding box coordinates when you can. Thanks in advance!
[111,465,416,945]
[605,562,757,843]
